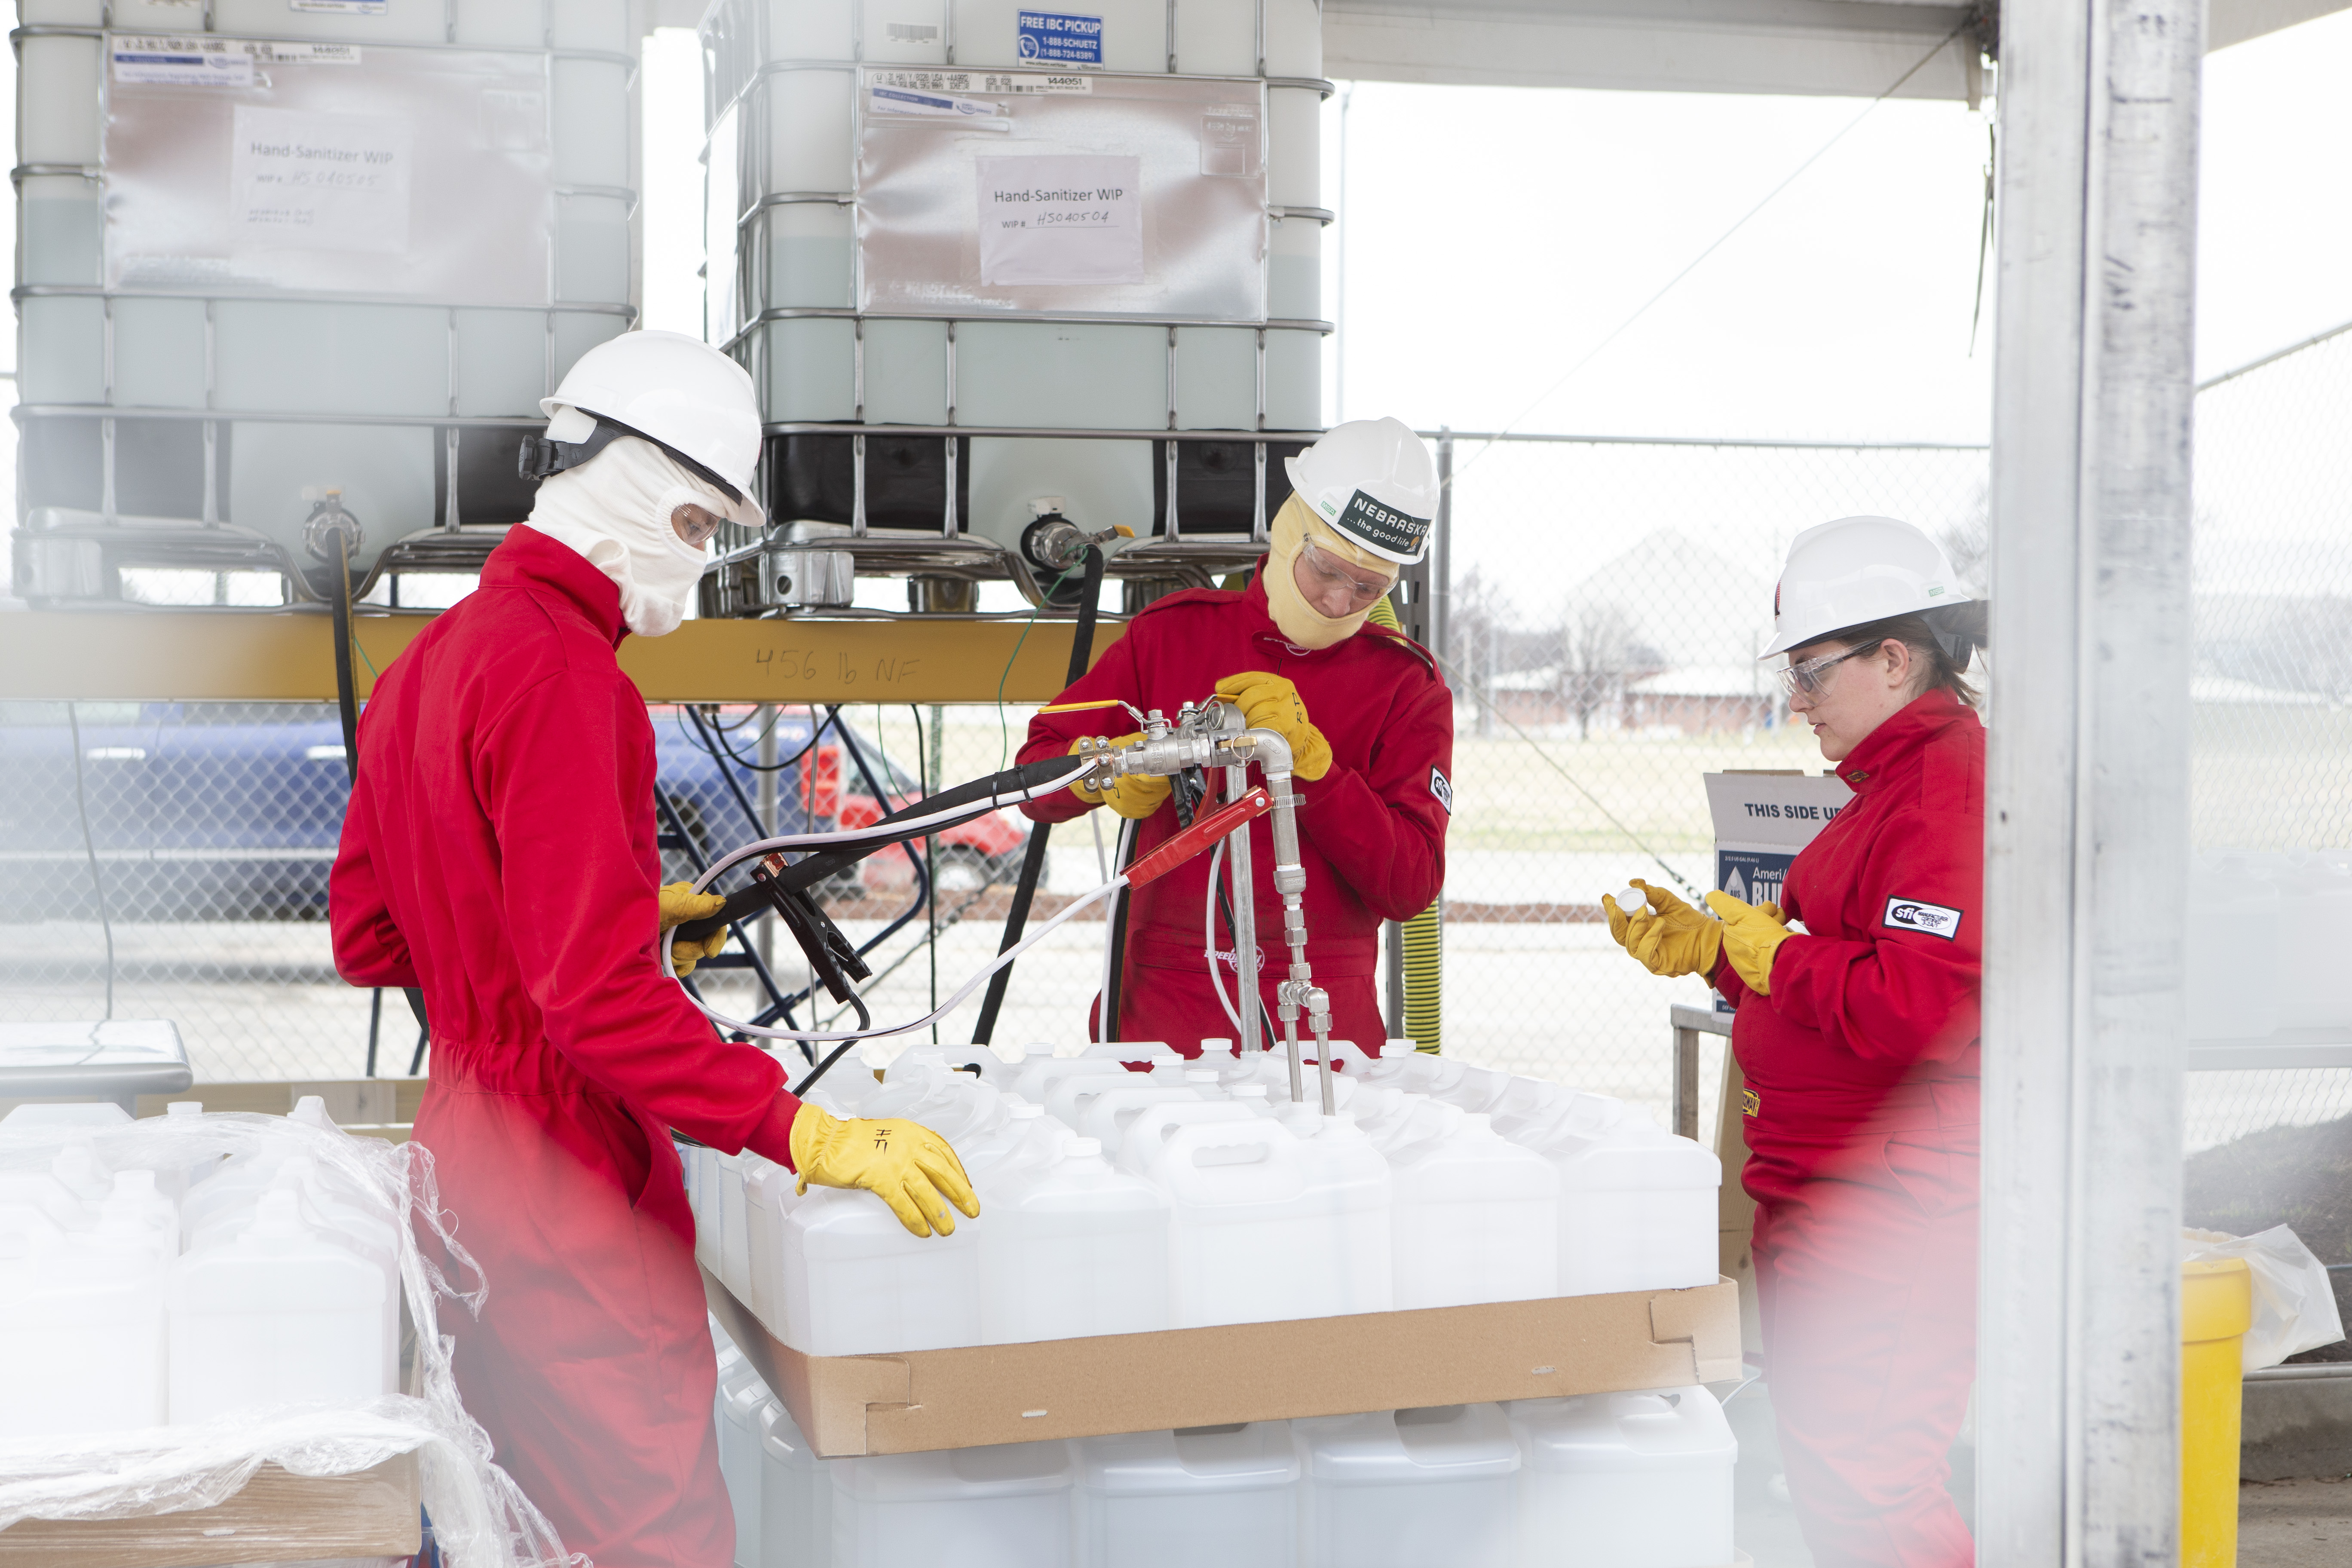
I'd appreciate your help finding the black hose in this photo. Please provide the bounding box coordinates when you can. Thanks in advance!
[971,542,1107,1046]
[790,991,874,1097]
[672,752,1084,943]
[1100,818,1136,1042]
[329,533,360,786]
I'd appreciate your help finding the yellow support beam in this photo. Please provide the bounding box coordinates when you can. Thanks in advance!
[0,610,1124,704]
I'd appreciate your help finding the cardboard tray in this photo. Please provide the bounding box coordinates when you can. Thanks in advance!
[706,1270,1742,1458]
[0,1453,420,1568]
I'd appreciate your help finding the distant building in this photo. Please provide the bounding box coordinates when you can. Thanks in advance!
[1623,666,1779,735]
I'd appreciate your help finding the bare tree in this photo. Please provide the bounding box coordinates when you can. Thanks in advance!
[1938,507,1989,597]
[1449,567,1512,736]
[1560,598,1639,739]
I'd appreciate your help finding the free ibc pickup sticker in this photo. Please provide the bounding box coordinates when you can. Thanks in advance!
[1017,9,1103,64]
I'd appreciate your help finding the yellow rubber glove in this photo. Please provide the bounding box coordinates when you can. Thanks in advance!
[1706,891,1796,995]
[789,1104,982,1238]
[1601,879,1722,980]
[658,882,730,977]
[1069,734,1173,820]
[1213,671,1333,781]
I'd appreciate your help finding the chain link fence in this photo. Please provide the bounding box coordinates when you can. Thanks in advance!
[6,358,2352,1167]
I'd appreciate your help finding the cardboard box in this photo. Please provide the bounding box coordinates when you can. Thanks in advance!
[707,1270,1742,1458]
[0,1453,419,1568]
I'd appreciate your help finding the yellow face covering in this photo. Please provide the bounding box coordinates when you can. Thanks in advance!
[1262,493,1396,651]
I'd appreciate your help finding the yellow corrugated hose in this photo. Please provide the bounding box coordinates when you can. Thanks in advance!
[1368,594,1444,1055]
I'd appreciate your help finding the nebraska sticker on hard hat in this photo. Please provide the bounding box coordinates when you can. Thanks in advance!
[1335,490,1431,557]
[1883,897,1963,940]
[1429,767,1453,814]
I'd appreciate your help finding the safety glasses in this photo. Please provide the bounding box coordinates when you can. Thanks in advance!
[1298,536,1397,609]
[1777,641,1882,699]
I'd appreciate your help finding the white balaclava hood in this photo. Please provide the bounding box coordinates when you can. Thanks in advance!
[525,435,729,637]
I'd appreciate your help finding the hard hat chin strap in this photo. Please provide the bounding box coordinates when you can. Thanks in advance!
[518,413,747,508]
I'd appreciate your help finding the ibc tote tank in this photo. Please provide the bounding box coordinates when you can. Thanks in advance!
[698,0,1327,600]
[13,0,636,602]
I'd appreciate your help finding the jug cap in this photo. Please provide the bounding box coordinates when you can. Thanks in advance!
[1231,1084,1268,1099]
[1184,1068,1222,1084]
[166,1101,202,1116]
[1066,1137,1104,1158]
[1008,1102,1044,1119]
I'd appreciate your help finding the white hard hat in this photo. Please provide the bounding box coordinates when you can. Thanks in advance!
[525,330,764,519]
[1760,515,1973,659]
[1283,416,1440,566]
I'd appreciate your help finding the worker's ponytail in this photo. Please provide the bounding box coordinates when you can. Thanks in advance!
[1830,601,1988,710]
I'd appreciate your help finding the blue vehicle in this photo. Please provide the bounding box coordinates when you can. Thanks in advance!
[0,701,1025,923]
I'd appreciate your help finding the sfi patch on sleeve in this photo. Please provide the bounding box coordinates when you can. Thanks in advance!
[1883,896,1964,940]
[1428,767,1454,815]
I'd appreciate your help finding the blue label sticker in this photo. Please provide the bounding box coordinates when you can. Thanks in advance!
[1016,10,1103,64]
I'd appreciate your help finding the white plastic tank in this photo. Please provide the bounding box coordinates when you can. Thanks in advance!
[760,1396,833,1568]
[977,1136,1169,1344]
[1295,1404,1521,1568]
[168,1188,389,1424]
[828,1439,1078,1568]
[698,0,1325,569]
[1160,1115,1390,1328]
[0,1212,167,1435]
[1506,1387,1738,1568]
[1513,1094,1720,1297]
[1078,1422,1299,1568]
[778,1183,982,1354]
[1113,1099,1258,1179]
[1385,1109,1559,1309]
[13,0,633,600]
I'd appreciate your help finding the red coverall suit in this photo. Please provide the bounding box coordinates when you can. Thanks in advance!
[331,525,802,1568]
[1713,688,1983,1568]
[1017,573,1452,1052]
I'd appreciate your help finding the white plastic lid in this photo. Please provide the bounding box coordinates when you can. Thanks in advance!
[1184,1068,1222,1084]
[1008,1102,1044,1119]
[1201,1037,1234,1051]
[1231,1084,1268,1099]
[1066,1137,1103,1157]
[165,1101,202,1116]
[1610,886,1643,910]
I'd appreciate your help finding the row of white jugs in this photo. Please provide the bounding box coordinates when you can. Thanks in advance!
[685,1041,1720,1357]
[2186,849,2352,1038]
[712,1320,1737,1568]
[0,1099,399,1436]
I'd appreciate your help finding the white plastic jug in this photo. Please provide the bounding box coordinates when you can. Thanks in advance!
[1079,1422,1299,1568]
[1008,1050,1148,1105]
[760,1395,831,1568]
[778,1185,981,1354]
[1113,1102,1259,1180]
[1506,1387,1737,1568]
[1514,1095,1719,1297]
[169,1189,389,1424]
[1161,1117,1391,1328]
[0,1216,166,1436]
[1297,1404,1521,1568]
[716,1362,768,1568]
[1074,1086,1204,1154]
[1387,1110,1560,1309]
[977,1137,1170,1344]
[98,1169,179,1267]
[743,1157,802,1337]
[0,1170,95,1252]
[1042,1071,1155,1129]
[829,1439,1077,1568]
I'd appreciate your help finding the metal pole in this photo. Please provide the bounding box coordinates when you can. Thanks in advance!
[1431,429,1452,674]
[1979,2,2202,1561]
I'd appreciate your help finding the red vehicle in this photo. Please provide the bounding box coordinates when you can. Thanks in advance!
[651,706,1029,902]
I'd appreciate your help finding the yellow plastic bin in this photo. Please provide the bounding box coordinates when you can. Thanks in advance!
[2182,1255,2254,1568]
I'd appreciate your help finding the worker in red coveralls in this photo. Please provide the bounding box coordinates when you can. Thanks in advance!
[329,330,976,1568]
[1604,515,1988,1568]
[1019,417,1453,1055]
